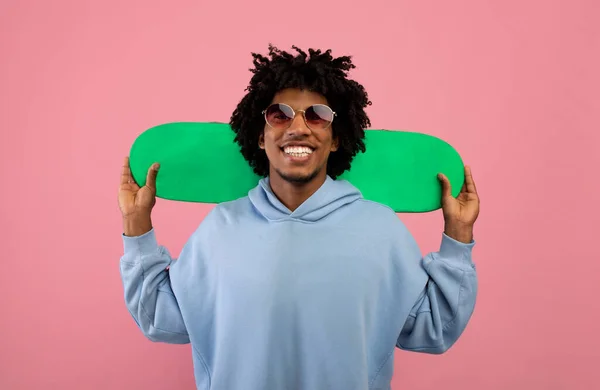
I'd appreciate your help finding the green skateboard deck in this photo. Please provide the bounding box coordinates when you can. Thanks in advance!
[129,122,465,212]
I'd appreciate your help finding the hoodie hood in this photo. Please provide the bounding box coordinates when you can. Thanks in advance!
[248,176,363,223]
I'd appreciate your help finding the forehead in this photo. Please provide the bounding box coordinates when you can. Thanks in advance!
[270,88,329,108]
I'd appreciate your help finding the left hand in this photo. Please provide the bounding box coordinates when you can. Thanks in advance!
[437,166,480,243]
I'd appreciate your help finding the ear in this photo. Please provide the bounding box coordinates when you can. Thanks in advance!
[330,136,339,152]
[258,133,265,149]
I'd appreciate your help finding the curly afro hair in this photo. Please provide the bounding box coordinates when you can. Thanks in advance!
[229,44,372,179]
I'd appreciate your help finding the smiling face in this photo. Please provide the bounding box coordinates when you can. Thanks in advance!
[259,88,339,184]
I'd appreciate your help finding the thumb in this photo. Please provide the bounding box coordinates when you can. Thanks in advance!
[145,163,160,190]
[437,173,452,198]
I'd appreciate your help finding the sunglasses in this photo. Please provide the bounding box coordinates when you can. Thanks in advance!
[262,103,336,131]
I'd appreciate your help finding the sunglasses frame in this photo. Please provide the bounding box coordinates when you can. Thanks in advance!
[262,103,337,131]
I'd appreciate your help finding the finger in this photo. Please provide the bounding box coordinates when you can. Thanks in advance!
[437,173,452,198]
[121,156,135,185]
[145,162,160,190]
[460,180,467,194]
[464,165,478,194]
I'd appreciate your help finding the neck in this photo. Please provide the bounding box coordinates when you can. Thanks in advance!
[268,170,327,212]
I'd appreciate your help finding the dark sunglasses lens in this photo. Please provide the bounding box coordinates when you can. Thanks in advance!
[305,105,334,128]
[265,104,294,128]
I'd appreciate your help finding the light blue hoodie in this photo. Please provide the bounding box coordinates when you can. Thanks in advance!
[120,176,477,390]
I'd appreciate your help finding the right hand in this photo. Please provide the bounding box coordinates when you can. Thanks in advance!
[119,157,160,235]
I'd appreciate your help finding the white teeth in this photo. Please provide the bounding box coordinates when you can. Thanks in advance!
[283,146,313,157]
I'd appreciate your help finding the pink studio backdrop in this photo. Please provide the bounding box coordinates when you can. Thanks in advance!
[1,0,599,389]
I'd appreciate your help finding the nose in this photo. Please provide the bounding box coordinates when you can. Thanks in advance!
[286,111,311,136]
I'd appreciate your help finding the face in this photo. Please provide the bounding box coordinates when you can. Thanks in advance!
[259,88,339,184]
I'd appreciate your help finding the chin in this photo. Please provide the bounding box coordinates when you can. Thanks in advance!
[276,168,321,184]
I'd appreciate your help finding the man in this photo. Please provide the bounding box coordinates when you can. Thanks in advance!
[118,45,479,390]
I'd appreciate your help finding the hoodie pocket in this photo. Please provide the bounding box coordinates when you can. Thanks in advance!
[192,345,211,390]
[369,349,394,390]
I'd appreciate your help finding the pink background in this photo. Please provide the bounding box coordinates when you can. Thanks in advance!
[1,0,599,389]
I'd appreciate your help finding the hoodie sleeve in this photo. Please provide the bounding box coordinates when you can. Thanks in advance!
[396,233,477,354]
[119,228,190,344]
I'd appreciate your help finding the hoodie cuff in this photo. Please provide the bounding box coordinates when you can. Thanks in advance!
[122,228,160,256]
[437,232,476,269]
